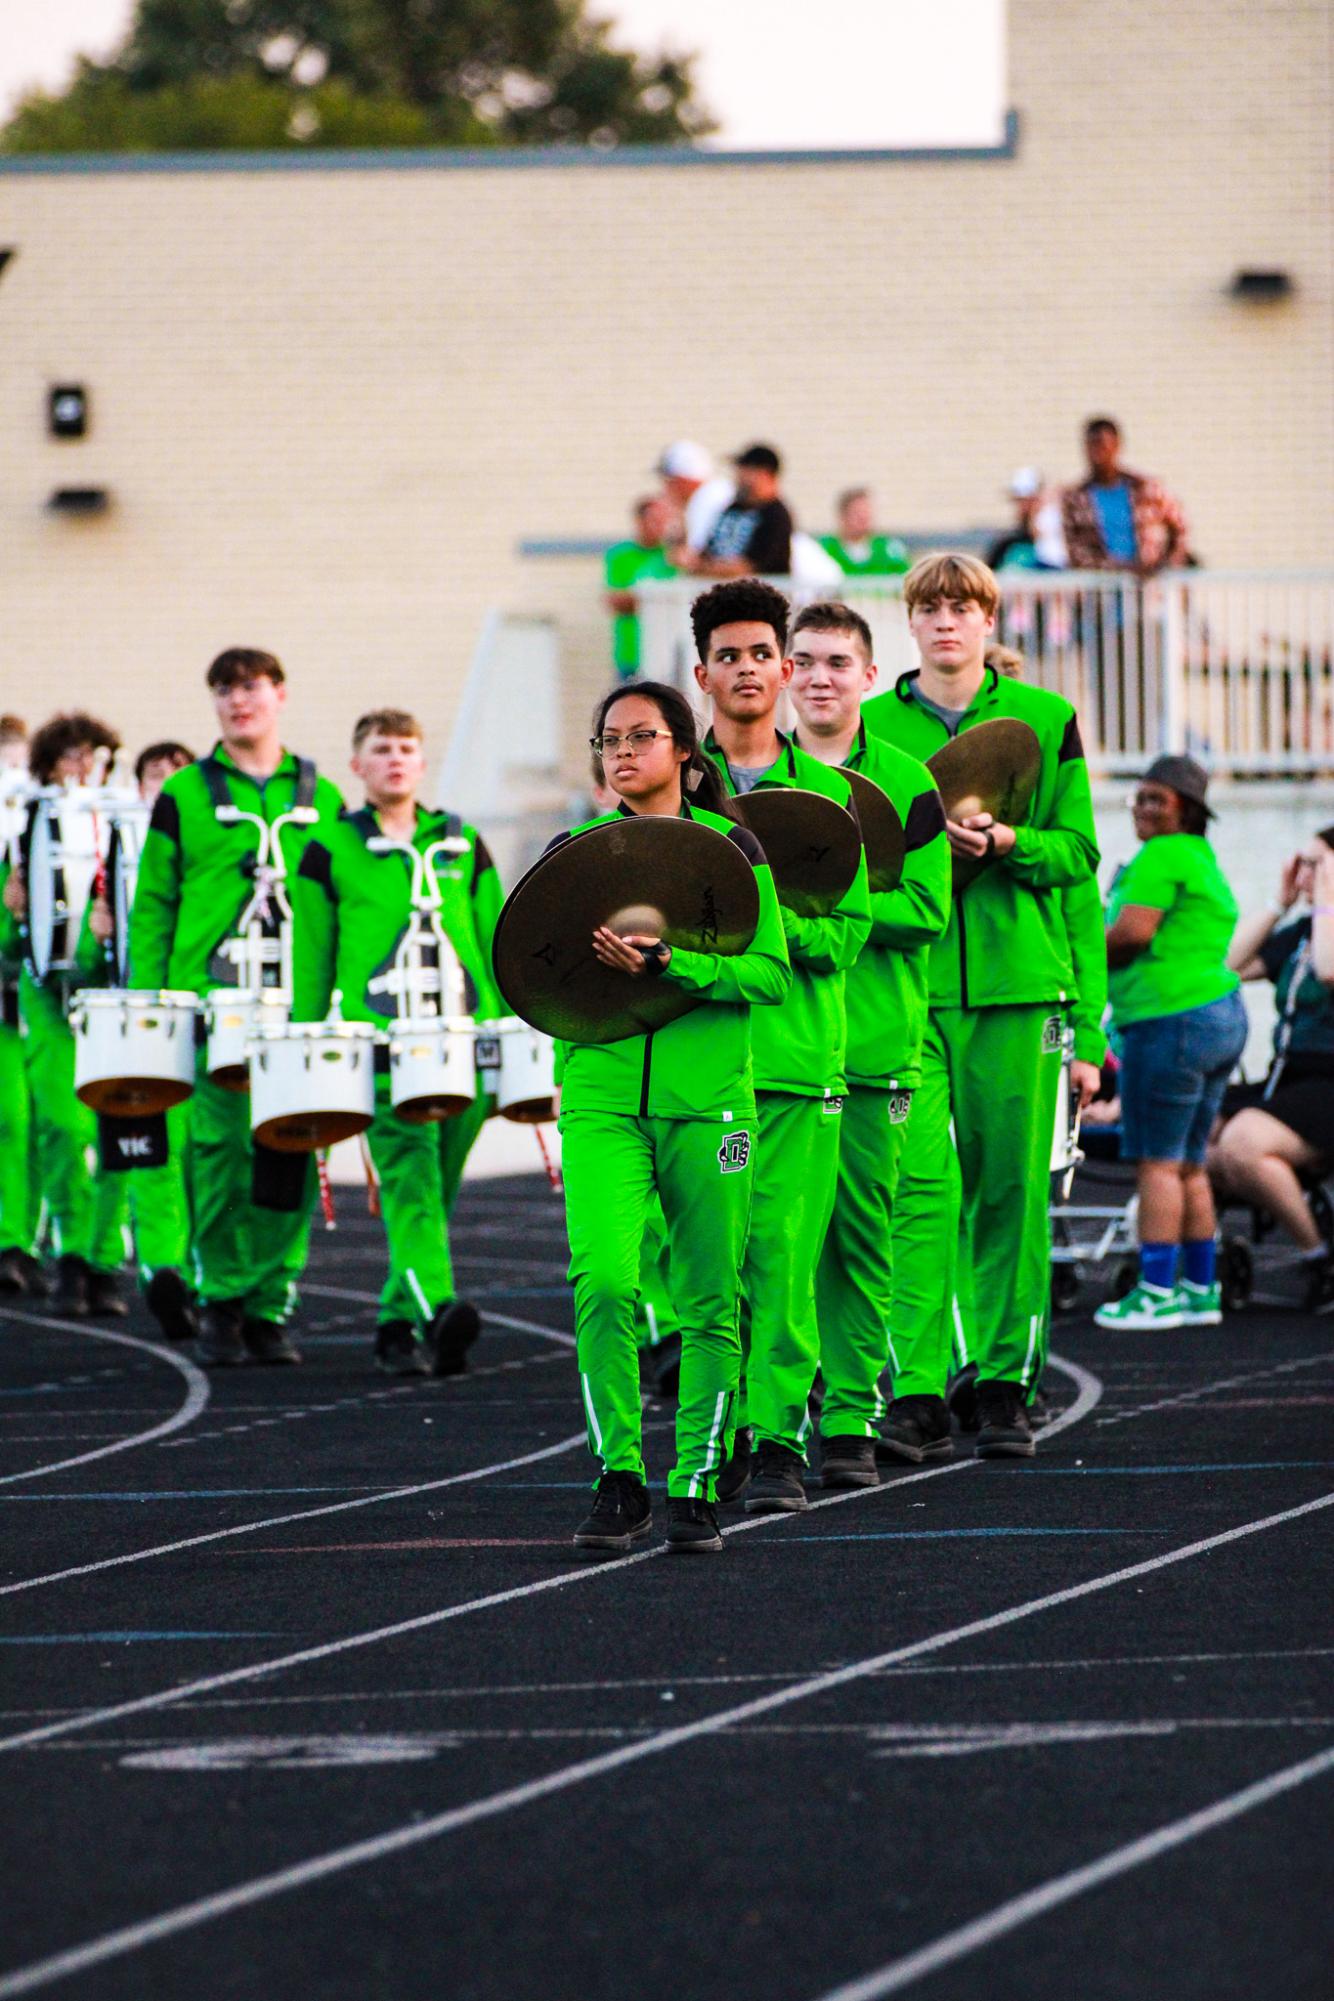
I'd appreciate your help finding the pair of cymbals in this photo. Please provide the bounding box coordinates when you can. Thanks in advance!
[928,719,1042,888]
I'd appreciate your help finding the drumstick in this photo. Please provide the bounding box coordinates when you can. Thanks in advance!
[359,1133,382,1219]
[316,1149,337,1231]
[534,1123,563,1196]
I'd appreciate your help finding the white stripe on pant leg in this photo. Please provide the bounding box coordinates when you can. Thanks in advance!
[1020,1314,1040,1389]
[885,1331,901,1376]
[404,1269,432,1325]
[579,1373,605,1466]
[952,1294,969,1367]
[689,1390,730,1499]
[644,1303,659,1344]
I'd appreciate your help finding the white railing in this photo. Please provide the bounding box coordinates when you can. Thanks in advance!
[638,571,1334,776]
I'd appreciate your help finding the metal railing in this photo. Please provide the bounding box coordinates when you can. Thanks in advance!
[637,571,1334,776]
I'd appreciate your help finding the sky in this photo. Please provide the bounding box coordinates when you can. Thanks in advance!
[1,0,1006,145]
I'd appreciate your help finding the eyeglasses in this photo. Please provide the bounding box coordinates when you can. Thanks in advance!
[589,729,671,758]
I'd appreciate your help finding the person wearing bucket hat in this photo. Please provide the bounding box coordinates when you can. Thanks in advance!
[1097,753,1247,1330]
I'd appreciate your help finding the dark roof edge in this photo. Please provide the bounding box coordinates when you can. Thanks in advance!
[0,109,1018,176]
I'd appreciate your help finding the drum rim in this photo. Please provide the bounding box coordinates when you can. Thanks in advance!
[249,1020,381,1044]
[74,987,199,1009]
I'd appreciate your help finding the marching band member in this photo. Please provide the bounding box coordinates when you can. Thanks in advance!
[865,554,1099,1459]
[695,579,872,1513]
[291,708,501,1377]
[786,601,952,1485]
[129,649,343,1367]
[4,714,130,1318]
[558,680,790,1555]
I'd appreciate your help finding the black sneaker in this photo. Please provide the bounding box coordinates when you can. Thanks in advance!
[1303,1255,1334,1314]
[87,1267,129,1319]
[820,1435,880,1490]
[946,1362,980,1433]
[651,1333,682,1399]
[375,1320,430,1376]
[197,1298,246,1368]
[975,1379,1036,1459]
[744,1440,808,1515]
[1027,1382,1051,1429]
[715,1425,754,1504]
[876,1395,954,1466]
[665,1495,723,1553]
[242,1317,302,1365]
[53,1254,92,1319]
[430,1298,481,1378]
[145,1268,199,1345]
[0,1247,43,1296]
[572,1472,652,1554]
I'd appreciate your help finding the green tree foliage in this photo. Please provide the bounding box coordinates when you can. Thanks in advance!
[2,0,714,153]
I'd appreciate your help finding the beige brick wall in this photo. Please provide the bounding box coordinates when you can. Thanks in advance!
[0,0,1328,789]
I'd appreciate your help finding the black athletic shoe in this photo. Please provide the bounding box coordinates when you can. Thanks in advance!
[572,1472,652,1554]
[1027,1382,1051,1429]
[715,1425,754,1504]
[145,1268,199,1345]
[665,1495,723,1554]
[375,1319,430,1376]
[242,1317,302,1365]
[0,1247,43,1296]
[975,1379,1036,1459]
[87,1267,129,1319]
[430,1298,481,1377]
[744,1440,809,1514]
[1303,1255,1334,1314]
[197,1298,246,1368]
[820,1435,880,1490]
[876,1395,954,1466]
[651,1333,682,1399]
[946,1362,980,1433]
[53,1254,92,1320]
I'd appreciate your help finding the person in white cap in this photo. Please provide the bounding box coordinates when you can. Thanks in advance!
[986,468,1067,572]
[656,441,734,554]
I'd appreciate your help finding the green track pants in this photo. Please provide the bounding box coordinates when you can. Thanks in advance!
[24,1012,129,1272]
[635,1200,679,1354]
[368,1081,455,1331]
[0,1023,35,1256]
[131,1099,192,1283]
[189,1063,313,1320]
[816,1084,913,1438]
[890,1005,1061,1396]
[561,1109,753,1500]
[438,1094,490,1214]
[738,1090,843,1459]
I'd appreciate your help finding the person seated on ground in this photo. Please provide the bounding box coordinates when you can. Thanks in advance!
[1208,829,1334,1311]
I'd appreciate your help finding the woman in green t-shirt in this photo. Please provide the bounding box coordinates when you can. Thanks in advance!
[1095,756,1247,1331]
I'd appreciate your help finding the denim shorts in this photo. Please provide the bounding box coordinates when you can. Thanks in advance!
[1117,987,1249,1164]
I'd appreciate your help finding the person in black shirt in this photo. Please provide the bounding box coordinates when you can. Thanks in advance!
[1209,827,1334,1307]
[679,444,794,579]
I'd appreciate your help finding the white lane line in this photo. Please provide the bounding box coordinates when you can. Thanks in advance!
[0,1314,209,1488]
[809,1742,1334,2001]
[0,1431,588,1602]
[0,1481,1330,1996]
[1096,1349,1334,1429]
[301,1284,577,1349]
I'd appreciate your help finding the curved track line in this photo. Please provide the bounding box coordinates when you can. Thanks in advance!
[0,1351,1099,1747]
[7,1467,1334,1996]
[0,1312,210,1488]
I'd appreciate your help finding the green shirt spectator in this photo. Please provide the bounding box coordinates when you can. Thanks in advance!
[604,494,675,677]
[820,487,909,578]
[1106,832,1240,1025]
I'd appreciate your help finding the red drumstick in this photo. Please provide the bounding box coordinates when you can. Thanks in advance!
[316,1149,337,1230]
[534,1123,563,1196]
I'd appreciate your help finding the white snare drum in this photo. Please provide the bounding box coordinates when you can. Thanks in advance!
[24,788,104,979]
[476,1018,557,1124]
[70,989,197,1117]
[248,1019,377,1153]
[204,989,289,1091]
[387,1016,476,1125]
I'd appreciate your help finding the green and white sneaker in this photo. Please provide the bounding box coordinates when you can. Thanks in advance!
[1094,1281,1186,1330]
[1177,1279,1223,1326]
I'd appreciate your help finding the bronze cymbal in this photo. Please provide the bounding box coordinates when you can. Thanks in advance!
[928,719,1042,889]
[492,814,759,1045]
[731,787,862,918]
[842,768,906,893]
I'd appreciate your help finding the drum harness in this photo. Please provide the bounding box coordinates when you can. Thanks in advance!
[201,755,318,998]
[364,819,471,1027]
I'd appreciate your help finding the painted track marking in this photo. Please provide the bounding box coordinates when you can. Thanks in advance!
[1,1479,1330,1995]
[0,1313,209,1487]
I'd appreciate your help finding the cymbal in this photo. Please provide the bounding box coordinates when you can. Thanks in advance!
[731,787,862,918]
[842,768,906,893]
[927,719,1042,889]
[492,814,759,1045]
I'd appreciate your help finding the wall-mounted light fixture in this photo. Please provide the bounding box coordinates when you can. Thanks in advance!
[48,384,89,438]
[1230,269,1294,302]
[0,250,15,285]
[48,487,109,516]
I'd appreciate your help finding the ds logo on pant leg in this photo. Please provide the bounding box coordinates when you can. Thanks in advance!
[823,1096,844,1118]
[718,1130,752,1173]
[1042,1016,1063,1054]
[888,1092,913,1125]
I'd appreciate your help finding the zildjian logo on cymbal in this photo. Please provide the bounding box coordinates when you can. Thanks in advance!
[698,886,718,949]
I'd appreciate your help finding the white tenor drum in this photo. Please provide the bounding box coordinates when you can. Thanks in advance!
[24,788,103,978]
[70,989,198,1116]
[387,1016,476,1125]
[248,1020,377,1153]
[477,1018,557,1124]
[203,989,289,1091]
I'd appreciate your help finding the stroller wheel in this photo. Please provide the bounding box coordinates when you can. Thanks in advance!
[1111,1256,1140,1302]
[1051,1266,1081,1316]
[1220,1235,1253,1312]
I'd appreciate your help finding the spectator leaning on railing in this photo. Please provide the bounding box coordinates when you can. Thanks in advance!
[985,468,1067,573]
[1061,417,1191,576]
[604,494,676,679]
[820,488,910,579]
[674,443,793,579]
[655,440,733,557]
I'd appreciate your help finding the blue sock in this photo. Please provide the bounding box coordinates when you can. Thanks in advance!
[1182,1238,1217,1287]
[1140,1242,1179,1290]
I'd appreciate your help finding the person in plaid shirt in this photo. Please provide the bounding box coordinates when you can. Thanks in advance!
[1061,417,1192,575]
